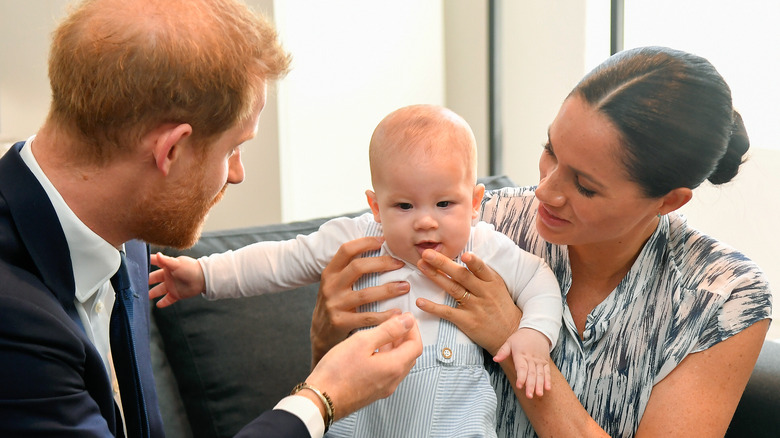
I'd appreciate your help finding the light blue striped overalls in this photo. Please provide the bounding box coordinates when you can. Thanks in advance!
[326,221,498,438]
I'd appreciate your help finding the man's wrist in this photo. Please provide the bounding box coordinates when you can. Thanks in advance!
[290,382,335,432]
[274,395,324,438]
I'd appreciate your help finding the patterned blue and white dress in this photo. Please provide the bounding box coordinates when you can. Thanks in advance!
[480,186,773,438]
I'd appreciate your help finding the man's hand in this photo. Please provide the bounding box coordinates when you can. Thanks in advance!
[306,313,423,421]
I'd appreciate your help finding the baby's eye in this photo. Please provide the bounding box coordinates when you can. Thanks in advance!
[437,201,451,208]
[397,203,413,210]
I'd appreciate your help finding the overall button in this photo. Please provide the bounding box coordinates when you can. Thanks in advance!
[441,347,453,359]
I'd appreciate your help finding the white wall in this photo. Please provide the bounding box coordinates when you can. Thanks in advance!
[0,0,70,142]
[272,0,446,223]
[498,0,588,186]
[444,0,489,177]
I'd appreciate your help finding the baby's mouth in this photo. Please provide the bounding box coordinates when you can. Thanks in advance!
[415,241,441,252]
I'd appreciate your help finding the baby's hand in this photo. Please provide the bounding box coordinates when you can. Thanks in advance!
[493,328,552,399]
[148,253,206,308]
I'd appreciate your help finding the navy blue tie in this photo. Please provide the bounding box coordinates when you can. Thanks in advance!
[110,251,150,438]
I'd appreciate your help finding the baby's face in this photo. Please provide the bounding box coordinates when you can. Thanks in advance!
[368,152,482,267]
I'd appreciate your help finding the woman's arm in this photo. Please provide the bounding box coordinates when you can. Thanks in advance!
[496,356,610,437]
[310,236,408,367]
[635,319,768,437]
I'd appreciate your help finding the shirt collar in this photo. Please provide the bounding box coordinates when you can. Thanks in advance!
[20,136,121,303]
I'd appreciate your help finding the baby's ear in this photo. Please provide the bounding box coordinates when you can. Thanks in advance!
[366,190,382,223]
[472,184,485,218]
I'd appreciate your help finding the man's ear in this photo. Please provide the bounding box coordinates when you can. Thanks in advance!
[152,123,193,176]
[658,187,693,215]
[472,183,485,219]
[366,190,382,223]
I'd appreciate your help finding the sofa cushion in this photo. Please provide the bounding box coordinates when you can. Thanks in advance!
[151,175,517,437]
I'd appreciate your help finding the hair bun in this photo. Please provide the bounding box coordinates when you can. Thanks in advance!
[708,110,750,185]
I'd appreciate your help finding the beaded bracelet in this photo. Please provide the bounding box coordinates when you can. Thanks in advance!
[290,382,335,432]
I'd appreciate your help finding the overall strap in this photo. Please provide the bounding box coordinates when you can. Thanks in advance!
[355,220,383,314]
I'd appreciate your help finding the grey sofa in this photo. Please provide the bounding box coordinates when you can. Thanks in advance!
[148,175,779,438]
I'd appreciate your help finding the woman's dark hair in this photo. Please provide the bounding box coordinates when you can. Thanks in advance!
[573,46,749,198]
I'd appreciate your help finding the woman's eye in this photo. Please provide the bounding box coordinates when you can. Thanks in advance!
[398,203,413,210]
[436,201,451,208]
[575,179,596,198]
[542,141,554,156]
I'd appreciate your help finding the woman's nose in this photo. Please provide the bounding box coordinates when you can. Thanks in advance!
[536,168,565,207]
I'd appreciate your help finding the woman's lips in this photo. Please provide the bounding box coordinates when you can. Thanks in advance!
[538,203,570,227]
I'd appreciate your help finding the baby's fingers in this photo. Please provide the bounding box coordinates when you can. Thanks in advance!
[148,268,165,285]
[524,365,539,399]
[148,282,168,300]
[493,341,512,363]
[540,362,552,395]
[154,294,178,309]
[526,360,551,398]
[515,358,529,392]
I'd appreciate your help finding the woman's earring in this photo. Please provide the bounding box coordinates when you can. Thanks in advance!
[657,213,662,218]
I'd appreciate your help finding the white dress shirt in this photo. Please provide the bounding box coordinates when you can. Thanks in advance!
[19,135,124,415]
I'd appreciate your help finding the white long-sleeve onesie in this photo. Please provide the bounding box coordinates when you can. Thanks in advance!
[199,212,561,348]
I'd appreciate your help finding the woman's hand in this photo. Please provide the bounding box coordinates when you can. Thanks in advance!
[310,236,409,367]
[415,249,522,355]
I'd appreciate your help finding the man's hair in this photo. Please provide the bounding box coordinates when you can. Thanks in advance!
[48,0,291,163]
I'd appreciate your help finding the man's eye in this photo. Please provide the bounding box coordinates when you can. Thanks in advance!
[437,201,451,208]
[398,203,413,210]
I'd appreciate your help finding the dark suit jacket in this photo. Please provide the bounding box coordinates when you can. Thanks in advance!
[0,143,165,437]
[0,143,310,438]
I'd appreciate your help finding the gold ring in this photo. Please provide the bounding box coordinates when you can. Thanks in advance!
[456,291,471,306]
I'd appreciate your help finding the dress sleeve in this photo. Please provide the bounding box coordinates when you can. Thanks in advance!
[693,263,772,352]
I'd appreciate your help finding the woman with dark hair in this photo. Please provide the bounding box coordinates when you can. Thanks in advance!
[311,46,772,437]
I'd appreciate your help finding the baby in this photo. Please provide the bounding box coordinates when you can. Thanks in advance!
[149,104,562,437]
